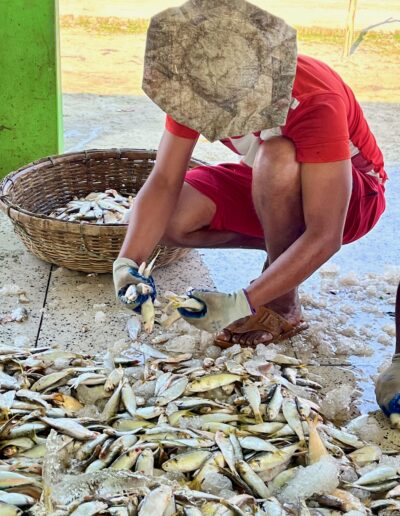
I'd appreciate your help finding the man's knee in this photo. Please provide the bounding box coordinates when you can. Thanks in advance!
[253,136,297,178]
[162,183,216,246]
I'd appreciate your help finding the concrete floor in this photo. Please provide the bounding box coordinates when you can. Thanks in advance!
[1,93,399,444]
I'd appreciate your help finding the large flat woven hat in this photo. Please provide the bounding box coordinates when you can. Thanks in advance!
[142,0,297,142]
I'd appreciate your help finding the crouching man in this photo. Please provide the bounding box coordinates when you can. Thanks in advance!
[113,0,391,417]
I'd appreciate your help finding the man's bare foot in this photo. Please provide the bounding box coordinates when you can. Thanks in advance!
[216,298,303,347]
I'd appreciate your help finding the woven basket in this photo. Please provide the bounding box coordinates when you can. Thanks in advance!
[0,149,205,273]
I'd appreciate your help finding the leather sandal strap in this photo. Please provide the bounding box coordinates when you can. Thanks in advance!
[223,306,294,338]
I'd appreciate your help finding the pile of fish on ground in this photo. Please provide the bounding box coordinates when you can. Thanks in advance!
[0,341,399,516]
[48,190,133,224]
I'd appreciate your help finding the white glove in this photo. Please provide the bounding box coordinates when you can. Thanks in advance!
[113,257,156,311]
[375,354,400,427]
[178,289,253,332]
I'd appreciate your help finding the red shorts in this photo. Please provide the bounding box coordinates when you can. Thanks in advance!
[185,157,386,245]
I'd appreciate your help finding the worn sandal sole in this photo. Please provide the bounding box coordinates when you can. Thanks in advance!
[214,306,309,349]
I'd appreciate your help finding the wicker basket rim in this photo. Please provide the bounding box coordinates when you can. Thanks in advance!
[0,148,207,228]
[0,146,159,198]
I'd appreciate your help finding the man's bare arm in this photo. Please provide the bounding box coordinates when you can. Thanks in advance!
[246,159,352,308]
[119,130,198,263]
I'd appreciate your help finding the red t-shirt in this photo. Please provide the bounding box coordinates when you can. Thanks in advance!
[165,55,386,182]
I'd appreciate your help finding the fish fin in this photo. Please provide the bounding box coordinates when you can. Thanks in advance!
[144,250,160,277]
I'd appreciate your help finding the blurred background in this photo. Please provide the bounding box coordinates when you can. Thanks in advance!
[60,0,399,102]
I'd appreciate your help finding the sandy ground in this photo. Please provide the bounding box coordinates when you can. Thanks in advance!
[60,0,400,31]
[59,27,400,102]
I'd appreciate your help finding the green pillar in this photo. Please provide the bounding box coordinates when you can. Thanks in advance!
[0,0,63,179]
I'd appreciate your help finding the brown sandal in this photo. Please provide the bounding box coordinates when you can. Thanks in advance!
[214,306,308,349]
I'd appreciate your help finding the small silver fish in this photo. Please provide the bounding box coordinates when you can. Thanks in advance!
[139,485,173,516]
[237,459,270,498]
[40,417,98,440]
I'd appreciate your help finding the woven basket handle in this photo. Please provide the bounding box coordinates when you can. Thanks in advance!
[0,177,17,216]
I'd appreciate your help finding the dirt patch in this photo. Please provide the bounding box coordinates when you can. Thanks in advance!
[60,25,400,103]
[59,0,400,32]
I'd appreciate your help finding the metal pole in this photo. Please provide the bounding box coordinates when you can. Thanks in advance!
[343,0,358,58]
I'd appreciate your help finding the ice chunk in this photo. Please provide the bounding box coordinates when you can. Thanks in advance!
[220,489,237,499]
[159,312,169,323]
[165,335,197,353]
[0,284,25,296]
[178,415,203,430]
[76,282,91,291]
[94,310,106,323]
[339,327,358,338]
[278,456,339,503]
[361,305,382,315]
[152,333,174,345]
[256,343,287,358]
[11,287,28,301]
[199,330,215,351]
[112,339,130,355]
[316,298,328,309]
[305,327,372,358]
[42,430,71,510]
[377,334,392,346]
[202,472,233,496]
[340,304,355,315]
[173,318,197,335]
[379,454,400,469]
[52,266,76,278]
[93,303,107,310]
[383,265,400,286]
[339,273,359,286]
[382,324,396,337]
[335,336,373,357]
[300,293,325,309]
[365,285,378,297]
[346,414,385,444]
[222,343,242,357]
[320,385,355,422]
[76,404,101,419]
[359,326,373,338]
[134,380,156,400]
[14,334,30,347]
[319,263,340,277]
[205,345,222,359]
[126,315,141,340]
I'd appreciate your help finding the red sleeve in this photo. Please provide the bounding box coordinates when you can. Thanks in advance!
[165,115,200,140]
[283,93,351,163]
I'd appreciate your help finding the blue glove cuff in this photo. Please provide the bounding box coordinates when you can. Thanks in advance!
[127,267,157,300]
[118,267,157,310]
[177,290,207,320]
[384,393,400,417]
